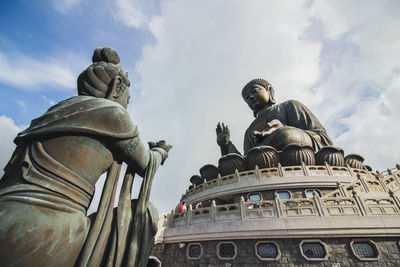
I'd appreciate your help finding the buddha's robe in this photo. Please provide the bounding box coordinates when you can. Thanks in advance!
[244,100,332,154]
[0,96,158,267]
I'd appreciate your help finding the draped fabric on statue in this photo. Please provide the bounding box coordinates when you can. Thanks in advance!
[0,95,159,267]
[14,95,138,144]
[76,152,159,267]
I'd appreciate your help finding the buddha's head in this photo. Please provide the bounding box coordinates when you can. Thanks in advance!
[77,47,131,108]
[242,78,276,116]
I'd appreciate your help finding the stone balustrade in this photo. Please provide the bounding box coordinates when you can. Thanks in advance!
[169,193,400,227]
[325,167,400,198]
[183,164,359,200]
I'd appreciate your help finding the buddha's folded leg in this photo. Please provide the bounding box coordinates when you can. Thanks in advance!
[262,126,313,151]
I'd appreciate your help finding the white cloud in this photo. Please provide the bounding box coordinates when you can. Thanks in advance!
[52,0,81,13]
[42,95,56,106]
[0,116,22,177]
[335,74,400,170]
[113,0,150,29]
[309,0,400,170]
[16,100,27,110]
[126,0,400,213]
[131,0,322,213]
[0,52,81,91]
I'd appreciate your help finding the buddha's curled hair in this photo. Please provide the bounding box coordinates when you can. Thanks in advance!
[77,47,130,98]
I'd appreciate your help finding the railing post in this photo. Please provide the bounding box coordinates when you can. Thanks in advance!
[374,172,389,193]
[274,193,284,218]
[301,161,309,176]
[325,162,333,176]
[235,169,240,183]
[337,182,347,197]
[389,171,400,188]
[352,190,367,216]
[278,163,284,177]
[217,173,221,187]
[211,200,216,222]
[202,179,206,191]
[313,192,325,216]
[357,173,370,193]
[187,204,192,225]
[240,196,246,220]
[389,190,400,210]
[169,210,175,227]
[346,163,355,177]
[255,165,260,180]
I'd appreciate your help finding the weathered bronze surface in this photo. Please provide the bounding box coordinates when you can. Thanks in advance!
[0,47,171,267]
[216,79,333,156]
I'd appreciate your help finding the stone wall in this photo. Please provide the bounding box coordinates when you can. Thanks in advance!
[150,237,400,267]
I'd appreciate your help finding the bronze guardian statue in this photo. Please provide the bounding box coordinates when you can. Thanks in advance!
[0,47,171,267]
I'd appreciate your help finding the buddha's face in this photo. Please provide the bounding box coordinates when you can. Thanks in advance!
[243,84,270,111]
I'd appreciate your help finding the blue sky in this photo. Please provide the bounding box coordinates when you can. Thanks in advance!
[0,0,158,124]
[1,0,400,213]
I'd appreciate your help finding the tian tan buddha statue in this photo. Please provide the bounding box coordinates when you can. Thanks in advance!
[216,78,332,156]
[0,47,171,267]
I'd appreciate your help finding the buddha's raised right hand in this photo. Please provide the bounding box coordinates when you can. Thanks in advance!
[216,122,230,148]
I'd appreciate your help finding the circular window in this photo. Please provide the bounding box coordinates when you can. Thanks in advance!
[217,242,237,260]
[186,243,203,260]
[350,240,379,261]
[299,240,328,261]
[255,241,281,261]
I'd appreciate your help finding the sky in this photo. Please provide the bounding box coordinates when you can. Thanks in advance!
[0,0,400,214]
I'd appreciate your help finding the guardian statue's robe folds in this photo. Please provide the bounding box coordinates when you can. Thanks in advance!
[0,95,161,267]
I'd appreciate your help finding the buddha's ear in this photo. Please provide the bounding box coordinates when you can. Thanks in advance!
[106,76,123,100]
